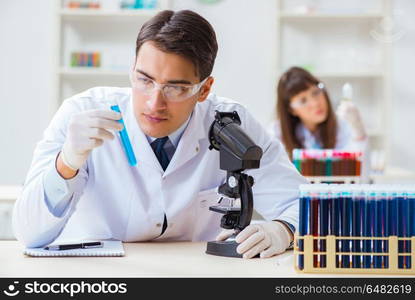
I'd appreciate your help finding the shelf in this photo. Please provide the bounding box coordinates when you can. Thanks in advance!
[315,71,384,79]
[0,185,22,202]
[371,166,415,184]
[56,2,169,100]
[367,129,383,137]
[369,131,384,138]
[59,68,129,78]
[277,1,393,171]
[60,8,162,20]
[279,12,385,22]
[278,71,384,79]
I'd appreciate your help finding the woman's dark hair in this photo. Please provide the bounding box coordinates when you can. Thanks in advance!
[276,66,337,157]
[135,10,218,80]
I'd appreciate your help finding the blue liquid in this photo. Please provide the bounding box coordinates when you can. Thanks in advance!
[110,105,137,166]
[363,199,373,268]
[298,196,310,270]
[319,197,329,267]
[382,197,389,268]
[388,196,398,269]
[373,198,383,268]
[341,193,352,268]
[352,197,362,268]
[330,195,341,268]
[310,198,319,267]
[409,195,415,269]
[397,196,408,269]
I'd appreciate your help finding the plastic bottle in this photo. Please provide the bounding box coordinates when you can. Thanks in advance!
[342,82,353,102]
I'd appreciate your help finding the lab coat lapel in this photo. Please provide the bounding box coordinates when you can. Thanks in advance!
[124,96,164,172]
[164,104,208,176]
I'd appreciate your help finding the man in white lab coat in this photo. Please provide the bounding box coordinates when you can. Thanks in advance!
[13,10,307,259]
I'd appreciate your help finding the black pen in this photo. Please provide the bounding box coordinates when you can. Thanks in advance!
[44,242,103,251]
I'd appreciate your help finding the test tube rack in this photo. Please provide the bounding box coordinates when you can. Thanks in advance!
[305,176,361,184]
[294,234,415,274]
[293,149,363,177]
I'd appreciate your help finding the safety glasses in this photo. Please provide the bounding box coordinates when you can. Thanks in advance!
[130,72,209,102]
[290,83,325,109]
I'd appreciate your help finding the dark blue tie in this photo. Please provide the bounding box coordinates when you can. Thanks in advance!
[151,137,170,235]
[151,137,170,171]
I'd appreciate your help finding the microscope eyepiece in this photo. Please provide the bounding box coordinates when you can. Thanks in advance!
[208,111,263,172]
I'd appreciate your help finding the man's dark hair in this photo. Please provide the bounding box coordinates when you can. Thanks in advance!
[135,10,218,80]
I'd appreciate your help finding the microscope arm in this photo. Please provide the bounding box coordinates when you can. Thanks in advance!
[237,173,254,231]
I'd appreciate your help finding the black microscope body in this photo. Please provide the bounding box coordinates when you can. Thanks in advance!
[205,111,263,258]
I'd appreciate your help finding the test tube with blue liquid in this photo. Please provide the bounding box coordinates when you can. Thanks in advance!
[309,186,319,267]
[407,186,415,269]
[362,186,373,269]
[380,187,389,268]
[109,102,137,166]
[298,187,309,270]
[387,186,398,268]
[319,187,329,268]
[397,189,408,269]
[330,185,341,268]
[341,188,352,268]
[351,185,362,269]
[373,189,383,268]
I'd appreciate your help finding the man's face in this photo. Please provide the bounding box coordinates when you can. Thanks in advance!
[131,41,213,138]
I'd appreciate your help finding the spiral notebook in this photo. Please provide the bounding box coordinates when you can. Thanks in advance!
[24,240,125,257]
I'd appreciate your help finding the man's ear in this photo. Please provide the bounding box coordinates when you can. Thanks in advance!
[197,77,214,103]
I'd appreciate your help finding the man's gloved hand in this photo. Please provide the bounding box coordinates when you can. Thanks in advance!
[215,221,292,259]
[61,109,123,171]
[336,101,366,140]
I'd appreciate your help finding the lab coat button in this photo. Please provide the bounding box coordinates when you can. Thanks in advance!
[156,223,162,227]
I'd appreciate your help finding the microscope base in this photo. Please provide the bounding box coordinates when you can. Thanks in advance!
[206,240,242,258]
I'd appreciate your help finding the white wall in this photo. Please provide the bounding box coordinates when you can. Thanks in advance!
[0,0,56,185]
[0,0,414,185]
[390,0,415,171]
[172,0,278,124]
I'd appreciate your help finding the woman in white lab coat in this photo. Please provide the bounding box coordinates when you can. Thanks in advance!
[269,67,368,158]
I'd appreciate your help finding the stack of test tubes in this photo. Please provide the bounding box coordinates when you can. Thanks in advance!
[70,52,101,68]
[295,184,415,274]
[292,149,362,176]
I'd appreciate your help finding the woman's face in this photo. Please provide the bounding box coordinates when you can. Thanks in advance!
[289,84,328,130]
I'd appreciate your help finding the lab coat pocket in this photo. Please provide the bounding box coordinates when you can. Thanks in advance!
[192,187,222,241]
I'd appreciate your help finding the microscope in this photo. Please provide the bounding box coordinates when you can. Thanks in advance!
[205,111,263,258]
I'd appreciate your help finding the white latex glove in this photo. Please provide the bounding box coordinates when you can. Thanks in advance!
[336,101,366,140]
[61,109,123,170]
[215,221,292,259]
